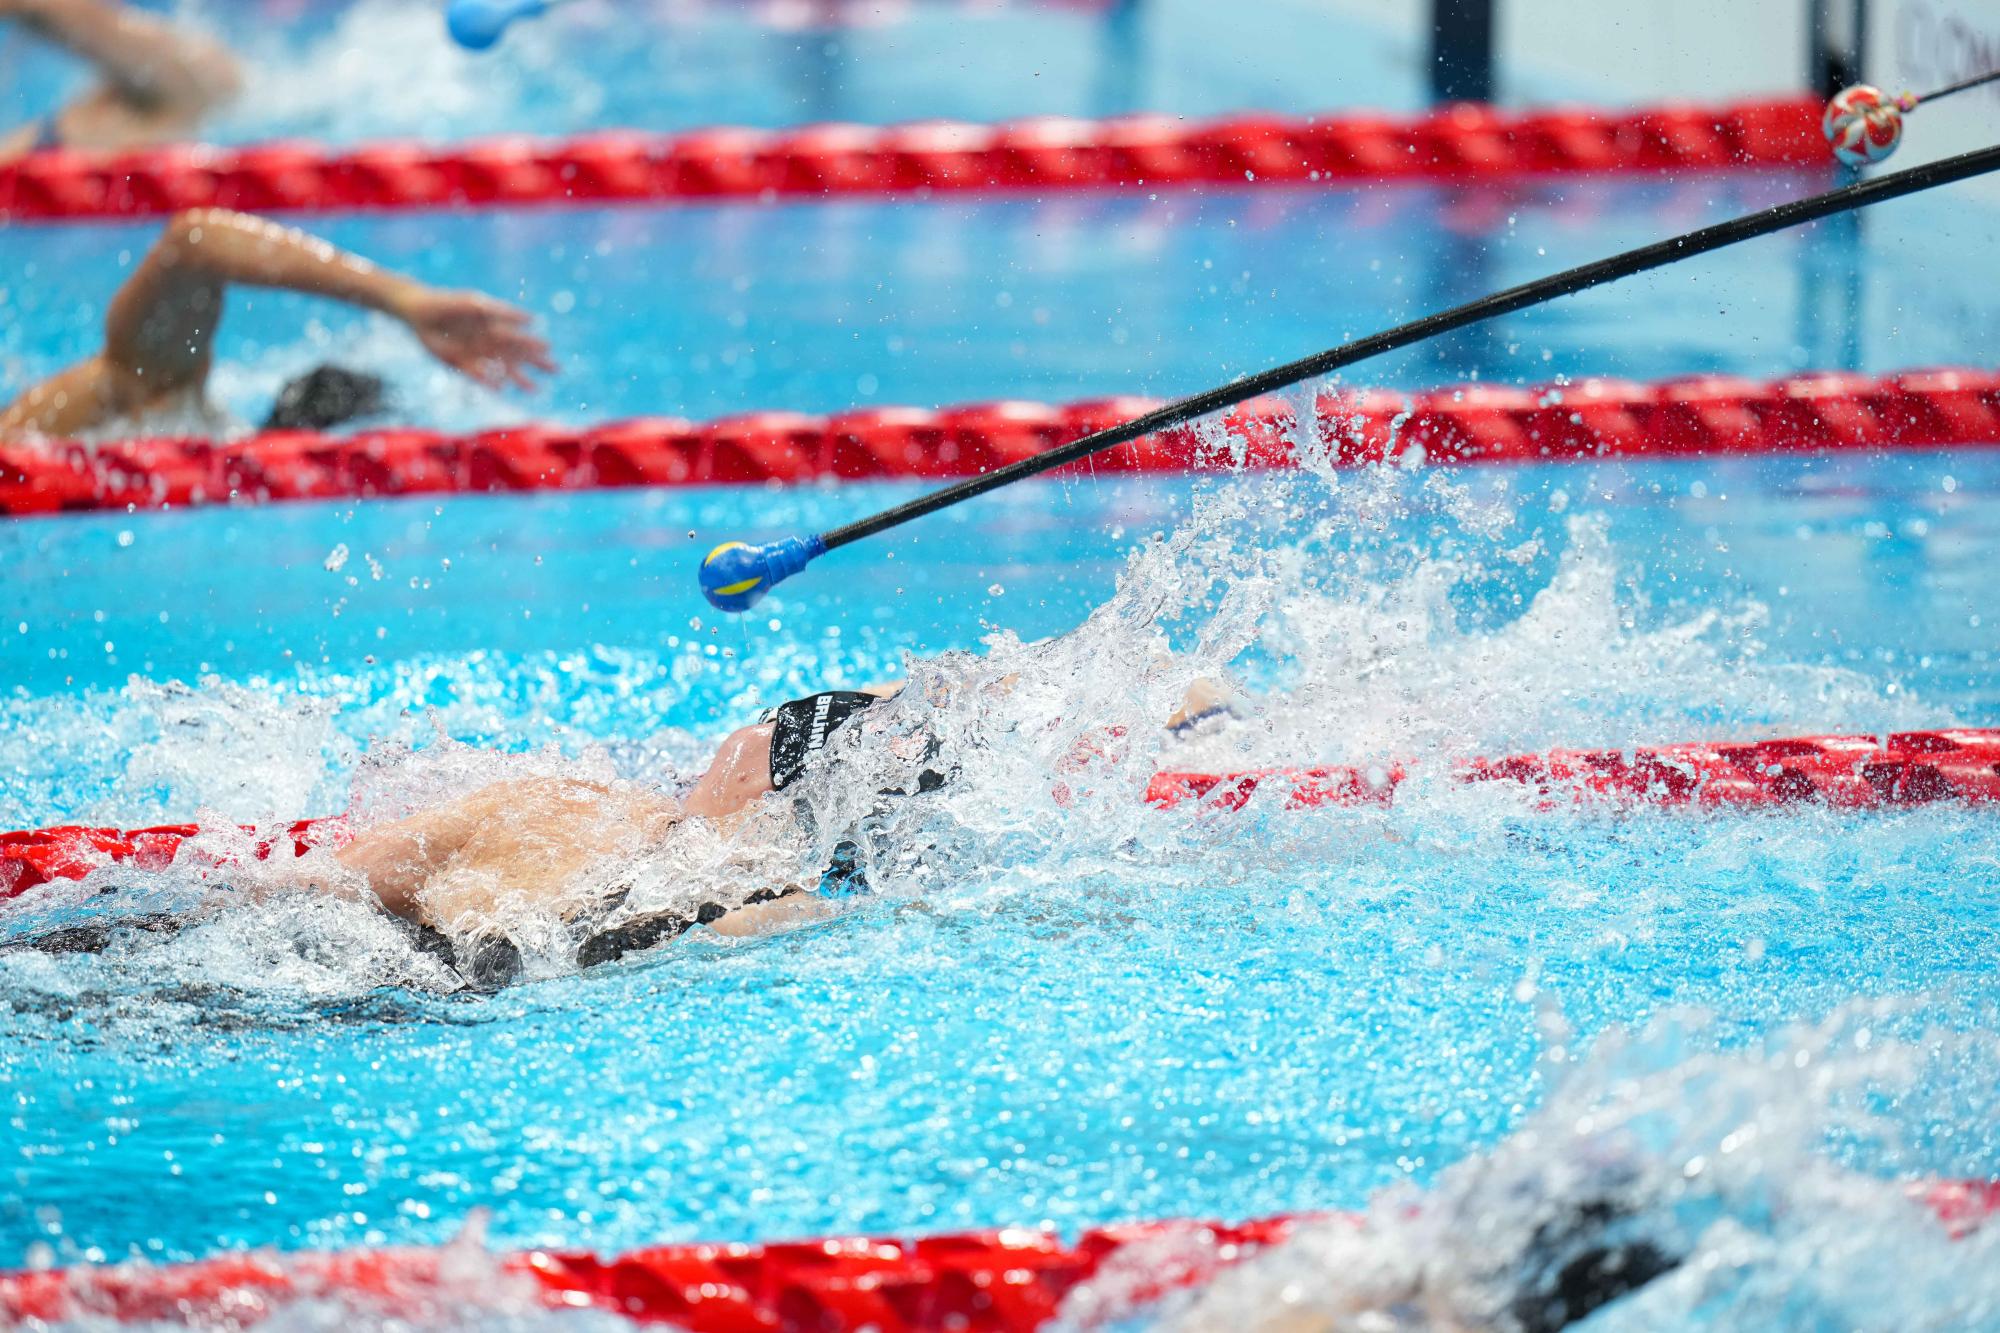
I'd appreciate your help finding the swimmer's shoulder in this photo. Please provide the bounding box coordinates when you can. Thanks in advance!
[3,359,240,446]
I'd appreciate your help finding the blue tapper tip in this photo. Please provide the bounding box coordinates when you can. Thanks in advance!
[699,534,826,612]
[446,0,544,50]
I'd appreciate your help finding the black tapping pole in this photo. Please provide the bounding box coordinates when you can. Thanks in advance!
[1914,67,2000,105]
[698,140,2000,612]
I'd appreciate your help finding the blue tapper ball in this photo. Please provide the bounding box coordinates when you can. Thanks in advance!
[699,534,826,612]
[447,0,537,50]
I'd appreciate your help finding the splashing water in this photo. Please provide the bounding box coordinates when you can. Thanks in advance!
[2,455,1935,988]
[18,1212,635,1331]
[4,446,1993,1277]
[204,318,542,439]
[1063,998,2000,1333]
[197,0,605,146]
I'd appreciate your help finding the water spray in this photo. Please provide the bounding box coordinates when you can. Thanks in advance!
[1823,68,2000,166]
[699,141,2000,612]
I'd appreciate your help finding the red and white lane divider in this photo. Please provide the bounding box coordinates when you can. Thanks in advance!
[4,1181,1995,1329]
[1145,727,2000,813]
[4,367,1997,519]
[0,95,1826,224]
[6,729,1996,900]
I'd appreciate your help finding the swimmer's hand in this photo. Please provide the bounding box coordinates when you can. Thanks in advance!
[396,288,555,391]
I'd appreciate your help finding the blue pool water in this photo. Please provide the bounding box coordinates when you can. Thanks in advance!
[5,453,2000,1280]
[4,0,2000,1325]
[5,182,1998,433]
[1,0,1433,148]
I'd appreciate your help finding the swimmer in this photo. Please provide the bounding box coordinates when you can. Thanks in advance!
[0,207,555,444]
[0,0,239,161]
[4,667,1232,988]
[314,676,1236,987]
[1159,1167,1684,1333]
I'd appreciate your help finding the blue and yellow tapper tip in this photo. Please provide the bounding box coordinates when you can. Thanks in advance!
[699,534,828,612]
[445,0,552,50]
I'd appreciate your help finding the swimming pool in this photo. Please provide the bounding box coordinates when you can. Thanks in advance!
[3,0,1436,149]
[9,181,2000,433]
[4,0,2000,1326]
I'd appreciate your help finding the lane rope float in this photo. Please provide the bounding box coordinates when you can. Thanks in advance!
[0,95,1826,223]
[7,729,1996,900]
[3,1182,1995,1329]
[698,140,2000,610]
[9,366,1997,519]
[1824,67,2000,166]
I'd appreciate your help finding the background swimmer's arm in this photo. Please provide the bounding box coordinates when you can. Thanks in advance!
[101,208,555,397]
[3,0,238,117]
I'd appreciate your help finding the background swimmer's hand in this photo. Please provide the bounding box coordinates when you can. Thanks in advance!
[397,289,555,391]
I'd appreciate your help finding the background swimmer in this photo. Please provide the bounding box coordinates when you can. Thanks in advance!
[0,0,238,160]
[0,207,555,443]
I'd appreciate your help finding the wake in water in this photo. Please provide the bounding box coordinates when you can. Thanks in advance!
[1061,999,2000,1332]
[0,453,1941,997]
[195,0,606,145]
[14,997,1997,1331]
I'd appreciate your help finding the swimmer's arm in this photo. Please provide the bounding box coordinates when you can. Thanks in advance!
[707,891,837,937]
[5,0,237,113]
[101,209,554,395]
[332,787,507,921]
[333,777,678,921]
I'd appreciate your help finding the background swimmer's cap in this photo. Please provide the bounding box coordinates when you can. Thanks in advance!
[446,0,550,50]
[699,535,826,612]
[263,365,388,431]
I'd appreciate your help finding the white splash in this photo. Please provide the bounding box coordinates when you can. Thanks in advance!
[1063,998,2000,1333]
[198,0,605,145]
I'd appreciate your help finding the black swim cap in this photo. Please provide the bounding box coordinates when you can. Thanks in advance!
[263,365,389,432]
[1508,1196,1683,1333]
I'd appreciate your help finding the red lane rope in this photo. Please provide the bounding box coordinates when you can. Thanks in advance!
[6,729,1996,900]
[0,95,1826,223]
[4,1182,1995,1328]
[1145,727,2000,812]
[5,366,1998,518]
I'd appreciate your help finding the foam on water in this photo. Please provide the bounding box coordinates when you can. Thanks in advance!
[0,453,1937,990]
[3,448,1994,1285]
[203,319,542,440]
[197,0,606,146]
[27,1215,635,1332]
[1067,1000,2000,1332]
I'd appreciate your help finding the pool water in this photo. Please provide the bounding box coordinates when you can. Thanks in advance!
[6,183,1999,433]
[4,0,2000,1327]
[3,0,1430,149]
[5,454,2000,1281]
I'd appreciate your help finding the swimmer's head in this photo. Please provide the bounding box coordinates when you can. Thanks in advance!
[263,365,389,432]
